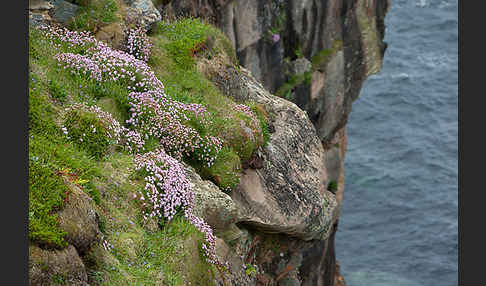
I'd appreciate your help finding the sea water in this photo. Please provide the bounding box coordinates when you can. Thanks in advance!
[335,0,458,285]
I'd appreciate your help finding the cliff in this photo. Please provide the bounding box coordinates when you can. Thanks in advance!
[28,0,388,285]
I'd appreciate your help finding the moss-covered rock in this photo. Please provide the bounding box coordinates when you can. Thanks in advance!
[58,184,101,255]
[29,244,88,286]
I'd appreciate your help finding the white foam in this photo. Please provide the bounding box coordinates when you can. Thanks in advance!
[416,0,428,8]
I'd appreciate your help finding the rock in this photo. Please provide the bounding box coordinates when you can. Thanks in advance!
[199,55,338,241]
[288,58,312,76]
[29,244,88,286]
[29,0,54,10]
[95,22,126,50]
[58,183,100,255]
[122,0,161,30]
[50,0,79,26]
[184,164,240,233]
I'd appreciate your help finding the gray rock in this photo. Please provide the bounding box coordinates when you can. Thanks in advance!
[50,0,79,25]
[122,0,161,29]
[29,0,54,10]
[288,58,312,76]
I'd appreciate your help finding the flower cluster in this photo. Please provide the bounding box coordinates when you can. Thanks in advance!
[55,53,102,81]
[233,104,261,139]
[126,90,221,166]
[134,149,219,264]
[62,103,145,154]
[126,27,152,62]
[45,25,221,165]
[37,25,96,52]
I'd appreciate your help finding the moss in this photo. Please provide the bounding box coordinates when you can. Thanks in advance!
[311,40,343,71]
[327,180,338,192]
[275,71,312,98]
[193,147,241,193]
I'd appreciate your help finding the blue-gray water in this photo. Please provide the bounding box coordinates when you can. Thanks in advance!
[335,0,458,285]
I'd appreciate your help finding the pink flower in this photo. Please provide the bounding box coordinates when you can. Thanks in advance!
[272,33,280,43]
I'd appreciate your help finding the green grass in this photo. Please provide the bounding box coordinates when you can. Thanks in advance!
[29,18,241,285]
[63,108,112,160]
[29,158,68,249]
[82,154,217,286]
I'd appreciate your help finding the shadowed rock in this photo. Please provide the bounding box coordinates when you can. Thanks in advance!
[29,244,88,286]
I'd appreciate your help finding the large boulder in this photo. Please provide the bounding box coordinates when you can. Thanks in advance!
[199,56,338,241]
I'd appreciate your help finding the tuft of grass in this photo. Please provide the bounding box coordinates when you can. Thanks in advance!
[63,108,112,160]
[151,18,213,69]
[249,103,271,147]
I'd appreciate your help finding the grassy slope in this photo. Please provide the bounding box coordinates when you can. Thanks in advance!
[28,16,269,285]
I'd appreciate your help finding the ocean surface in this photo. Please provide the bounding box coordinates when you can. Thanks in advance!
[335,0,458,286]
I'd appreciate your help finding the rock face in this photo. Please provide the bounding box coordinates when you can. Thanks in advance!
[156,0,389,144]
[197,54,342,285]
[158,1,389,285]
[200,56,338,242]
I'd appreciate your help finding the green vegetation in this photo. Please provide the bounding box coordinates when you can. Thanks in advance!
[29,15,268,283]
[311,40,343,71]
[245,264,257,277]
[275,71,312,99]
[83,154,217,285]
[327,180,338,192]
[63,109,112,159]
[29,158,68,249]
[70,0,120,32]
